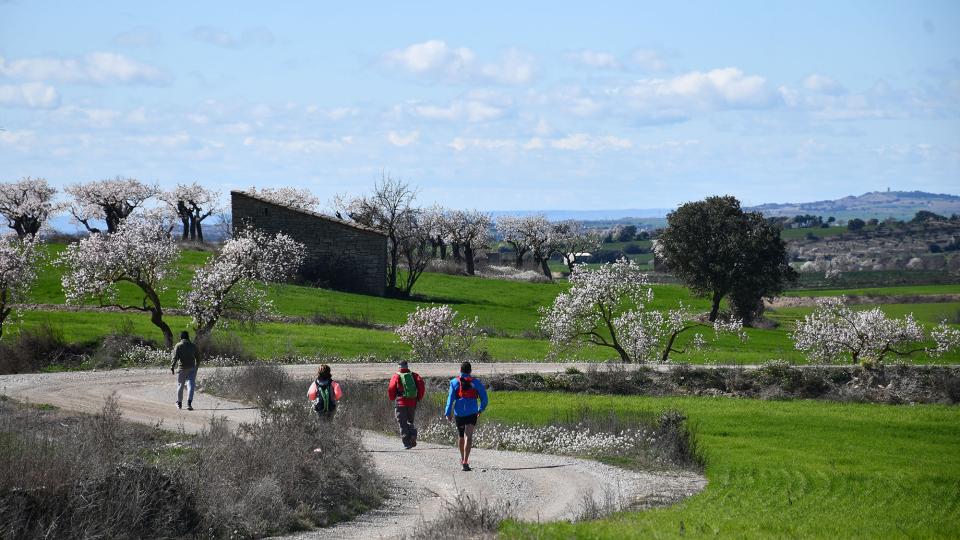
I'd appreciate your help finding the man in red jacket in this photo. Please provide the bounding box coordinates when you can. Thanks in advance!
[388,360,426,449]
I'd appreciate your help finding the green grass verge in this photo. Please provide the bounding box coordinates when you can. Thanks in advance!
[784,284,960,297]
[486,392,960,539]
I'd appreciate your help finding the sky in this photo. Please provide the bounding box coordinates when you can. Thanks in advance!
[1,1,958,211]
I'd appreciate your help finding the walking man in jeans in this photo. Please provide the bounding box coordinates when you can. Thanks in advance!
[445,361,488,471]
[170,331,199,411]
[388,360,425,449]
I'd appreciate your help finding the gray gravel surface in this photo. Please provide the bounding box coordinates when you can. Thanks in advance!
[0,365,707,539]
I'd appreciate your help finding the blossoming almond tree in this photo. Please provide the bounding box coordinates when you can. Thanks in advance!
[396,305,485,362]
[65,177,157,234]
[160,182,221,242]
[497,214,553,274]
[0,177,63,238]
[792,296,960,364]
[246,186,320,211]
[538,258,744,363]
[59,214,180,346]
[0,235,41,338]
[181,228,305,337]
[441,209,492,275]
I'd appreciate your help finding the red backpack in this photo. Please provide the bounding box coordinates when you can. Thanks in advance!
[457,376,478,399]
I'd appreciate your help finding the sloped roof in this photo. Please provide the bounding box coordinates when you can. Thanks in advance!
[230,190,386,237]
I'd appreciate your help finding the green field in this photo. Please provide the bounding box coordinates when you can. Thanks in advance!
[14,244,960,364]
[784,284,960,297]
[485,392,960,539]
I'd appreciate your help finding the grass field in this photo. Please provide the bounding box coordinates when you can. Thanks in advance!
[783,284,960,297]
[484,392,960,539]
[15,243,960,364]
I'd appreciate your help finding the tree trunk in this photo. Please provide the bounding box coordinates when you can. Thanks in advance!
[0,305,9,338]
[189,217,198,241]
[196,221,204,243]
[439,240,447,260]
[465,245,475,275]
[539,257,552,279]
[181,217,190,240]
[141,283,173,347]
[614,344,631,363]
[452,243,462,263]
[709,291,723,322]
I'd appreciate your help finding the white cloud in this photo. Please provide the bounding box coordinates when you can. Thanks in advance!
[413,99,505,122]
[0,82,59,108]
[446,133,634,152]
[127,132,191,148]
[55,105,121,127]
[0,52,168,85]
[387,130,419,147]
[550,133,632,151]
[622,67,777,109]
[630,49,668,72]
[189,26,275,48]
[802,74,845,95]
[566,50,620,69]
[243,135,352,154]
[0,129,37,150]
[383,40,534,84]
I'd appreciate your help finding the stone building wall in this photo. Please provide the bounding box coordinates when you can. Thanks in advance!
[231,190,387,296]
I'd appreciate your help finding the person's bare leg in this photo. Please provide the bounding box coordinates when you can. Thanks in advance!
[458,436,466,462]
[463,424,476,464]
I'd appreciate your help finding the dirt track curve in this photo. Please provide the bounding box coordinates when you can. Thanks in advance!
[0,364,706,539]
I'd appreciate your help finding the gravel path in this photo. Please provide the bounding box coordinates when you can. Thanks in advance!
[0,365,706,539]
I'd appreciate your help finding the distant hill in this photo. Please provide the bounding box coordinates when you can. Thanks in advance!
[746,190,960,220]
[487,209,671,221]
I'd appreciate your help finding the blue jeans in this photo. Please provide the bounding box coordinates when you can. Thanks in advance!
[177,367,197,404]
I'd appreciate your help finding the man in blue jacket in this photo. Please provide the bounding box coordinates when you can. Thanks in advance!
[444,361,488,471]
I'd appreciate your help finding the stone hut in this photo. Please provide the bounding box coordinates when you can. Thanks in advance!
[231,190,387,296]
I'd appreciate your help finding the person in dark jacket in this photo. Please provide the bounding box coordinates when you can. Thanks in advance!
[444,361,488,471]
[387,360,426,449]
[170,331,199,410]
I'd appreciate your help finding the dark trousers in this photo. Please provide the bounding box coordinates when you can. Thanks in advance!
[395,405,418,446]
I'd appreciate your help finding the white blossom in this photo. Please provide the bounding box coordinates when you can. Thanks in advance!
[58,213,179,345]
[181,227,305,336]
[160,182,222,242]
[246,185,320,211]
[65,176,157,234]
[0,177,63,238]
[496,214,554,273]
[0,234,42,337]
[396,304,485,362]
[539,258,743,363]
[791,296,957,363]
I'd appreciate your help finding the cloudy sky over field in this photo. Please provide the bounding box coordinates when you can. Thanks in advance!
[1,1,958,210]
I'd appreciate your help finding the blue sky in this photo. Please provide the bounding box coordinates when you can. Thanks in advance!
[1,1,958,211]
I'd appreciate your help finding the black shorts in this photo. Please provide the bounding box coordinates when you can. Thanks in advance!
[455,414,478,436]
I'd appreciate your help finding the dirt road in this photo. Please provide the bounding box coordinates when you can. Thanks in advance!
[0,365,706,539]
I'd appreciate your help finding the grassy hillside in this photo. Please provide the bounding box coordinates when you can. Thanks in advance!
[16,243,960,364]
[491,392,960,539]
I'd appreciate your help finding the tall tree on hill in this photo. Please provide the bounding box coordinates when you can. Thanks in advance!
[655,195,796,323]
[0,177,62,238]
[336,174,418,295]
[66,177,156,234]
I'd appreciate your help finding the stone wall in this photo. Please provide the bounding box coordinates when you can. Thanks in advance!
[231,191,387,296]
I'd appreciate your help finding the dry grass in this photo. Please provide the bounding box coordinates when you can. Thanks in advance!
[0,392,384,538]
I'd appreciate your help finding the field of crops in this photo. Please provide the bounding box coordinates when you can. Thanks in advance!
[486,392,960,539]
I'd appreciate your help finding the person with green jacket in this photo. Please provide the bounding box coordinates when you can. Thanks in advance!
[170,331,199,411]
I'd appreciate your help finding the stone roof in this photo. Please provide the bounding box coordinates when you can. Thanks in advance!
[230,190,386,236]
